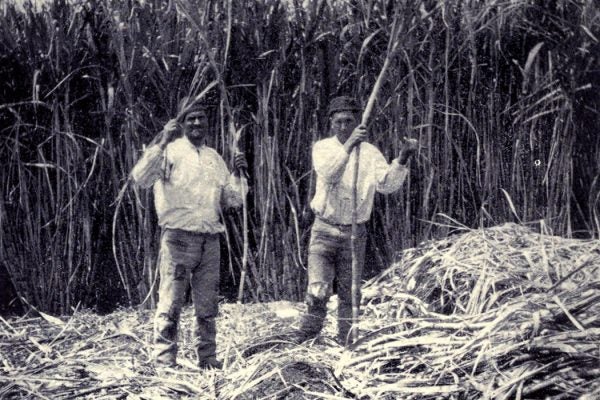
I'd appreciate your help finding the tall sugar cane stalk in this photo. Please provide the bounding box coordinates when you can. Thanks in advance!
[175,0,250,303]
[351,18,403,344]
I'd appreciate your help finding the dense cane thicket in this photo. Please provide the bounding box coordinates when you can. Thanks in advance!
[0,0,598,314]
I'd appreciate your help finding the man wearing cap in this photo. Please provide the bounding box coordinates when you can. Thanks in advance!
[131,99,248,370]
[296,96,418,345]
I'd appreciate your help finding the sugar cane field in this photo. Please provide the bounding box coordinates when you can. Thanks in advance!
[1,0,599,399]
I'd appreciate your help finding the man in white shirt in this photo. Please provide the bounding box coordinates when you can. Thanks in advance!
[297,96,417,345]
[131,99,248,369]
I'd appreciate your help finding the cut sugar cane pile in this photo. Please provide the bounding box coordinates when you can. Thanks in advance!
[350,223,600,398]
[364,222,600,316]
[2,223,600,399]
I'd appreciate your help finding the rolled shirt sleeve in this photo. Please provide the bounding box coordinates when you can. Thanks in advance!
[222,174,249,208]
[131,145,166,189]
[312,139,350,184]
[375,155,409,194]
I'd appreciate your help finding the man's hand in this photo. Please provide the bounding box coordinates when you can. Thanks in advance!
[343,124,367,153]
[233,151,248,177]
[398,137,419,164]
[157,119,179,149]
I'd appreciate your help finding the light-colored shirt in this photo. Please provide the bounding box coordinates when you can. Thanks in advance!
[310,136,408,225]
[131,136,247,233]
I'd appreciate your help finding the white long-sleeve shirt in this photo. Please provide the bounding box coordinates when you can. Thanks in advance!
[310,136,408,225]
[131,136,247,233]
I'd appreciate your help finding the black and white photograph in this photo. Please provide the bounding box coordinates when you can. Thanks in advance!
[1,0,599,398]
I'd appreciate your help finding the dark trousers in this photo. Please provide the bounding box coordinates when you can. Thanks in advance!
[153,228,220,366]
[299,218,367,344]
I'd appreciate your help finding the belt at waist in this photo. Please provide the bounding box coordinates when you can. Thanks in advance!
[315,216,365,230]
[162,227,220,237]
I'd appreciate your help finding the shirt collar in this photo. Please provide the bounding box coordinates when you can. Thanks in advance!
[180,135,206,151]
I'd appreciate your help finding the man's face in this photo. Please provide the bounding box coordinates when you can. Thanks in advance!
[330,111,358,142]
[183,109,209,143]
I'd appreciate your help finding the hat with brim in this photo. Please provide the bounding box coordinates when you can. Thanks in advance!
[327,96,362,117]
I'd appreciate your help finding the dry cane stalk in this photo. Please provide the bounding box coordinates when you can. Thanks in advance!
[237,173,249,302]
[222,0,250,304]
[175,0,250,302]
[351,18,403,343]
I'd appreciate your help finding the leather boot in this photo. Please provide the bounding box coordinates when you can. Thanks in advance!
[194,316,217,367]
[198,357,223,370]
[153,312,180,367]
[296,294,328,341]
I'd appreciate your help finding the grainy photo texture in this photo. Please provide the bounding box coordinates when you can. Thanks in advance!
[1,0,599,398]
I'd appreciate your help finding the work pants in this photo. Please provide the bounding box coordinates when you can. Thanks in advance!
[298,218,367,345]
[153,228,220,366]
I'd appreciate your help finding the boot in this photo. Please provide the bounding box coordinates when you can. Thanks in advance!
[198,357,223,370]
[194,317,217,367]
[153,312,180,367]
[295,294,328,342]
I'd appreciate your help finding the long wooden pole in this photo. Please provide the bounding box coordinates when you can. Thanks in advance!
[350,19,402,344]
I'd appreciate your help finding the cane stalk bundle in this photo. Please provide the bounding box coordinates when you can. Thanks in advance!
[0,0,598,314]
[340,222,600,398]
[2,224,600,399]
[362,222,600,315]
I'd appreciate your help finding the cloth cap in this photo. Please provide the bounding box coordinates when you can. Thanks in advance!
[178,96,213,120]
[327,96,361,117]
